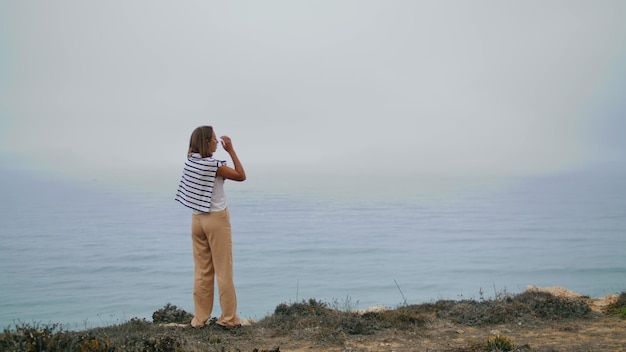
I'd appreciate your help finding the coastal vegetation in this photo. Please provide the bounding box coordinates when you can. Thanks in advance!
[2,289,624,351]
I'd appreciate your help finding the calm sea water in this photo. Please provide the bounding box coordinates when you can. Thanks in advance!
[1,165,625,330]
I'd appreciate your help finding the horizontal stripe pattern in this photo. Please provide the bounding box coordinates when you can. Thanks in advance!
[175,154,226,212]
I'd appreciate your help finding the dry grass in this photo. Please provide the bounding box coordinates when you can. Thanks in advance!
[1,291,624,352]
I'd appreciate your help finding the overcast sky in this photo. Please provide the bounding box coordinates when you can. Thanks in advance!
[1,1,625,190]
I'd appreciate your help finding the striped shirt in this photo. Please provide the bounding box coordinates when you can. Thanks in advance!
[175,153,227,212]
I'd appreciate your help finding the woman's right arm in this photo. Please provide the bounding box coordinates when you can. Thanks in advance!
[216,135,246,182]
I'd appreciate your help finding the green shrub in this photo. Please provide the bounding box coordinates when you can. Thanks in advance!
[605,292,626,318]
[514,290,591,319]
[273,298,330,317]
[436,290,591,326]
[152,303,193,324]
[0,322,114,352]
[362,307,428,330]
[485,334,515,351]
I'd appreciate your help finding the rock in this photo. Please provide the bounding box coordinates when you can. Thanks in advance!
[524,285,583,299]
[358,305,389,314]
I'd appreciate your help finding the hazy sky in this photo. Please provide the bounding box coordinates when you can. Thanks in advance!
[1,1,625,188]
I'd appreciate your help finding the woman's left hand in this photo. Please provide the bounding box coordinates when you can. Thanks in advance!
[220,135,234,152]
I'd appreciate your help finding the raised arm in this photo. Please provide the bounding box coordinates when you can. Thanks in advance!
[216,135,246,181]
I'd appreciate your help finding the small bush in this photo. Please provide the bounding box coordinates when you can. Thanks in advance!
[0,322,116,352]
[362,306,428,330]
[337,312,372,335]
[75,333,113,352]
[514,290,591,319]
[485,334,515,351]
[436,290,591,326]
[605,292,626,318]
[273,298,330,317]
[152,303,193,324]
[261,299,378,342]
[141,335,181,352]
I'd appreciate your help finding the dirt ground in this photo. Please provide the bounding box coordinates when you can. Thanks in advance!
[260,314,626,351]
[3,286,625,351]
[159,288,626,352]
[191,307,626,352]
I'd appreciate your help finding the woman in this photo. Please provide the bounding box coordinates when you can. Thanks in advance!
[175,125,246,329]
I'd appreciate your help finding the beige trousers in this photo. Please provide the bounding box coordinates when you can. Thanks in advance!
[190,209,241,327]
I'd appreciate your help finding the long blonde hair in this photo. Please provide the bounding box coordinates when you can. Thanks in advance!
[187,126,214,157]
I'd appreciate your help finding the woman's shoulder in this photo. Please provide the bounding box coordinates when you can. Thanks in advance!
[188,154,226,167]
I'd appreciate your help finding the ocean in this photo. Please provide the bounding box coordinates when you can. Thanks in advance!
[1,165,625,330]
